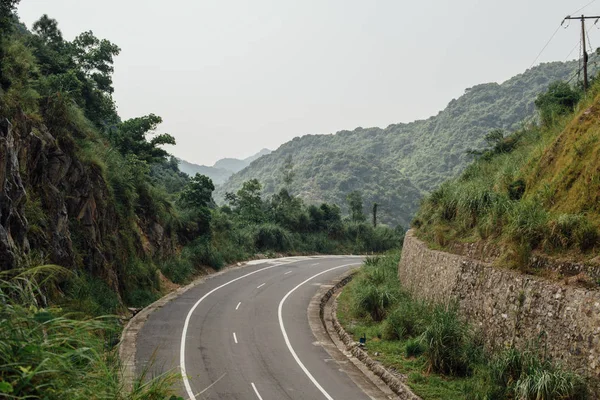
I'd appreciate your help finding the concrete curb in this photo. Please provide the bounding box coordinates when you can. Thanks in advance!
[318,272,421,400]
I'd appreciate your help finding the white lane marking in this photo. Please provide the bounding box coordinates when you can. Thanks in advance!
[311,263,320,266]
[256,283,266,289]
[251,382,264,400]
[197,372,227,395]
[236,302,241,310]
[233,332,238,344]
[278,263,359,400]
[180,264,281,400]
[284,271,292,275]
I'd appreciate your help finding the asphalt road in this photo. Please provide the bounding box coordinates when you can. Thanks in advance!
[135,256,380,400]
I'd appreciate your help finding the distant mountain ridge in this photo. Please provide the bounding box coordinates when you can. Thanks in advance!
[215,61,583,227]
[178,148,271,185]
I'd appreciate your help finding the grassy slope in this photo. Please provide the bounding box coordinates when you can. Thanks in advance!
[414,82,600,271]
[526,99,600,220]
[216,61,580,227]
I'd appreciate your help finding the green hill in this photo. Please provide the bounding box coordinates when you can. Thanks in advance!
[216,61,581,227]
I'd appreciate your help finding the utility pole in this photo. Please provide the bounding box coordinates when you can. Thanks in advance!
[372,203,378,228]
[564,14,600,91]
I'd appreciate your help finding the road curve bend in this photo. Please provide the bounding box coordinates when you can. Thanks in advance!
[135,256,385,399]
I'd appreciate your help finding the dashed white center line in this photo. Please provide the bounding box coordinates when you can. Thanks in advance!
[251,383,264,400]
[256,283,265,289]
[311,263,320,266]
[284,271,292,275]
[233,332,238,344]
[236,302,241,310]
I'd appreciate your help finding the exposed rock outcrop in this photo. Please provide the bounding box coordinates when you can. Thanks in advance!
[0,111,175,301]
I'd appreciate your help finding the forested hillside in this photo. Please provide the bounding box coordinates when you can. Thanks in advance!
[178,148,271,184]
[217,61,580,227]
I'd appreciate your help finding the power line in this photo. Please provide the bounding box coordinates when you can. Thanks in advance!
[529,24,563,68]
[565,42,580,61]
[569,0,598,16]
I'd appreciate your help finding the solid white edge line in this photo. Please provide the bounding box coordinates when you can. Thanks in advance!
[180,264,280,400]
[277,263,359,400]
[233,332,238,344]
[236,302,241,310]
[251,382,264,400]
[256,283,266,289]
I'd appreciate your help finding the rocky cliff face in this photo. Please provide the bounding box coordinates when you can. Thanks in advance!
[0,111,174,299]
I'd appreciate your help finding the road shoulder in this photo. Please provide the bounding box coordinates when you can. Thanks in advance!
[308,269,421,400]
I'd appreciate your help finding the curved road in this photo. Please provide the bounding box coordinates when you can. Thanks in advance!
[135,256,385,399]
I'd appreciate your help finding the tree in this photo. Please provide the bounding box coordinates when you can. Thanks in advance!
[372,203,378,228]
[235,179,265,223]
[535,81,581,126]
[27,15,121,128]
[179,174,215,210]
[109,114,176,163]
[0,0,21,89]
[178,174,215,241]
[269,188,304,230]
[71,30,120,94]
[346,191,366,223]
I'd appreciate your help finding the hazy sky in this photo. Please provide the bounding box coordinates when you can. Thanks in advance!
[17,0,597,165]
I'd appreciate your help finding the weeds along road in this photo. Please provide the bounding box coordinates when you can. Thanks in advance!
[135,256,383,400]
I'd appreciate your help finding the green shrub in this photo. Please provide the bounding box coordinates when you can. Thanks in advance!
[405,337,426,358]
[466,347,589,400]
[423,305,472,376]
[383,300,429,340]
[547,214,598,251]
[65,272,121,315]
[351,279,400,321]
[186,239,225,270]
[508,200,549,247]
[508,178,526,200]
[160,257,195,284]
[514,369,588,400]
[253,223,293,252]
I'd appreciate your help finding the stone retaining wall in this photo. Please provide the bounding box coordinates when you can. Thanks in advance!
[399,230,600,383]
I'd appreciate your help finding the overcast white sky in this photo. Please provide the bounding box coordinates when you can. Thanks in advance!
[17,0,598,165]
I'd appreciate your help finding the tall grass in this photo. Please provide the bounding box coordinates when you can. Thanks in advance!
[0,267,178,399]
[414,93,600,266]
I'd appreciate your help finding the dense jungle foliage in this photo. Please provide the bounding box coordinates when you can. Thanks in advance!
[217,61,584,227]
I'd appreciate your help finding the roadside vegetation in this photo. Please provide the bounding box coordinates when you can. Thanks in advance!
[0,266,180,399]
[413,79,600,274]
[337,255,589,400]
